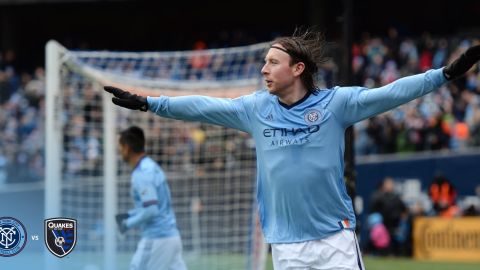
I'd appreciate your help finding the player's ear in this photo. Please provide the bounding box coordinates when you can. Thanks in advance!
[293,62,305,76]
[119,142,130,156]
[125,144,133,155]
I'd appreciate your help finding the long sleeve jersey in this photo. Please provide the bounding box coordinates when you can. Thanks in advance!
[147,68,447,243]
[127,156,179,238]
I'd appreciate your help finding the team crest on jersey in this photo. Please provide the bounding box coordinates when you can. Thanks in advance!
[45,218,77,258]
[0,217,27,257]
[304,109,322,125]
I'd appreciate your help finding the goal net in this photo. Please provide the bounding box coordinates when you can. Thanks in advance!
[45,40,268,270]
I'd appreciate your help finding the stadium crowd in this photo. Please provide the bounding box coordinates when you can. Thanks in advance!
[353,31,480,155]
[0,51,45,183]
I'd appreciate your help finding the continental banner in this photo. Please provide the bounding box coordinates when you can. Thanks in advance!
[413,217,480,261]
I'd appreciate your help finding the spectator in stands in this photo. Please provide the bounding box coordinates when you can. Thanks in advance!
[366,212,390,256]
[188,40,210,80]
[370,177,407,255]
[432,39,448,69]
[468,104,480,146]
[465,185,480,216]
[424,111,450,150]
[428,173,460,217]
[384,27,401,64]
[24,67,45,108]
[0,70,12,104]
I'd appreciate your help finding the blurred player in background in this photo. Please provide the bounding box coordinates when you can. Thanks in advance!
[116,126,187,270]
[105,29,480,269]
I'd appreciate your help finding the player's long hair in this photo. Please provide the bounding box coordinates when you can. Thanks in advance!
[272,27,328,92]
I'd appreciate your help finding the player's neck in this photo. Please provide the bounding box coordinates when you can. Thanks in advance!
[129,152,146,168]
[277,84,309,106]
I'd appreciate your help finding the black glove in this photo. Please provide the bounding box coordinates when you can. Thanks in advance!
[443,45,480,81]
[115,213,129,234]
[104,86,148,111]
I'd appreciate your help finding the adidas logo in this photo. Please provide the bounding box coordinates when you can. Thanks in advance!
[265,113,273,121]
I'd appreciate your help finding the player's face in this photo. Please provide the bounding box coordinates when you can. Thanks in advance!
[261,44,296,95]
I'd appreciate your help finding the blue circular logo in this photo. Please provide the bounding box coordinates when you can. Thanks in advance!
[0,217,27,257]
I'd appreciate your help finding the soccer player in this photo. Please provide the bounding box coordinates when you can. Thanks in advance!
[105,30,480,269]
[116,126,187,270]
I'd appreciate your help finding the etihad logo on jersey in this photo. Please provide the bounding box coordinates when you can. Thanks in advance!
[262,109,323,147]
[263,125,320,137]
[269,137,310,146]
[263,125,320,147]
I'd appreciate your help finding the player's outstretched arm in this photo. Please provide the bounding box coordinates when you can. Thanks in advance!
[104,86,148,111]
[443,45,480,81]
[331,45,480,126]
[103,85,252,133]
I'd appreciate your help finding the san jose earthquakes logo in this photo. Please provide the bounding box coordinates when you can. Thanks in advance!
[304,109,322,125]
[0,217,27,257]
[45,218,77,258]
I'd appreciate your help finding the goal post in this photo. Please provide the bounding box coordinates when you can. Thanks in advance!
[45,39,63,270]
[45,40,269,270]
[45,40,64,220]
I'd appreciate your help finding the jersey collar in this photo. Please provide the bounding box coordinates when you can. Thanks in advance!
[133,155,147,171]
[278,91,312,110]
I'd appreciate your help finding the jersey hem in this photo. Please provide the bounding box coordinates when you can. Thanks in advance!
[265,227,355,244]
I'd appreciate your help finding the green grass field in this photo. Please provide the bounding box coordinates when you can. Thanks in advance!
[61,253,480,270]
[264,255,480,270]
[8,252,480,269]
[361,256,480,270]
[67,253,480,270]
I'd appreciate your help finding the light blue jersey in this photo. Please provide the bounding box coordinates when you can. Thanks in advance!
[147,68,447,243]
[126,156,179,238]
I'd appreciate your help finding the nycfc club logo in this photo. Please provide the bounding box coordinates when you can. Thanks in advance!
[45,218,77,258]
[0,217,27,257]
[304,109,322,125]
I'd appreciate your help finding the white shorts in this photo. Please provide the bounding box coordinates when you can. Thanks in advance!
[271,230,365,270]
[130,235,187,270]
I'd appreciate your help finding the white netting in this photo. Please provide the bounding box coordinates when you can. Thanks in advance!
[47,41,269,270]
